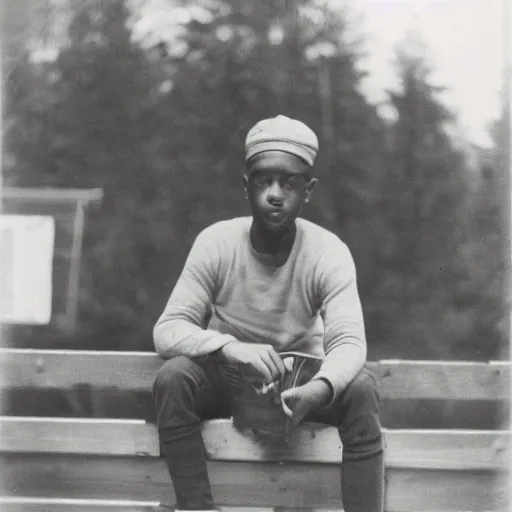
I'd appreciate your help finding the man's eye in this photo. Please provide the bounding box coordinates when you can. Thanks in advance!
[254,177,270,187]
[253,176,303,189]
[283,178,301,189]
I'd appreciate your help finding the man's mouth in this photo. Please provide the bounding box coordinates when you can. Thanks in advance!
[267,210,284,220]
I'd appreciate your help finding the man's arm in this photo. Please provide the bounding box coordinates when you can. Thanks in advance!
[311,240,367,402]
[153,228,237,359]
[154,226,287,385]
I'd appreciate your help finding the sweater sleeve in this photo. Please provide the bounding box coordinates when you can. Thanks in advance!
[311,240,367,400]
[153,226,237,359]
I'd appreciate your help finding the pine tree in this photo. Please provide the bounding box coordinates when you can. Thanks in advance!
[371,34,473,359]
[149,1,389,355]
[452,107,510,360]
[5,0,176,349]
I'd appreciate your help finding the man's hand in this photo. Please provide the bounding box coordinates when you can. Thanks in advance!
[219,341,286,384]
[281,379,333,432]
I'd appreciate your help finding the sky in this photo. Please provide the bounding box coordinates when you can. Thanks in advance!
[134,0,507,148]
[353,0,506,148]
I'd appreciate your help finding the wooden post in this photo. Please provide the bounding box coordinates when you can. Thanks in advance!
[65,199,85,332]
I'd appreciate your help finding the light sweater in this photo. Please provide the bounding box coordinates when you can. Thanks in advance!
[153,216,367,399]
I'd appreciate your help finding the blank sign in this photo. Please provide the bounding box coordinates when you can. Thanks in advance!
[0,215,55,325]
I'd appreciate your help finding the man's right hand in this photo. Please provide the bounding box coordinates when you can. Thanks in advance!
[220,341,286,384]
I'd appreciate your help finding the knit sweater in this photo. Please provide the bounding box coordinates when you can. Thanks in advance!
[153,216,367,399]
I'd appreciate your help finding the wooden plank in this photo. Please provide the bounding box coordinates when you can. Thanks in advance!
[1,417,509,470]
[0,498,337,512]
[0,416,340,463]
[384,428,511,470]
[372,359,511,400]
[1,187,104,203]
[0,349,161,391]
[385,467,510,512]
[0,498,341,512]
[203,420,342,463]
[0,497,162,512]
[0,455,343,509]
[0,417,160,457]
[204,420,511,470]
[0,454,508,511]
[0,349,509,399]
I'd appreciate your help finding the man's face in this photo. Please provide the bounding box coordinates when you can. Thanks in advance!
[244,151,317,233]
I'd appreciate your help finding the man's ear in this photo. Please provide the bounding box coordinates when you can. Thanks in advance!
[304,178,318,203]
[243,174,249,198]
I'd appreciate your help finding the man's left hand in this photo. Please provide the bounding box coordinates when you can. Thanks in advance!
[280,379,333,432]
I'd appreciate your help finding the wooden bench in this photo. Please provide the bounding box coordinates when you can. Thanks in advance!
[0,348,510,511]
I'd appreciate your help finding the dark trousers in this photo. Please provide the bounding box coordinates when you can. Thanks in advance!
[153,355,384,511]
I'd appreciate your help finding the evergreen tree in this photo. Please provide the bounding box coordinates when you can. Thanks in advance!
[5,0,174,349]
[5,1,502,361]
[150,1,389,357]
[452,107,510,360]
[370,34,473,359]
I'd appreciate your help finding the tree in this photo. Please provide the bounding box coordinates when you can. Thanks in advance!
[452,106,510,360]
[2,0,400,354]
[5,0,176,350]
[369,33,475,359]
[6,1,502,362]
[147,0,390,355]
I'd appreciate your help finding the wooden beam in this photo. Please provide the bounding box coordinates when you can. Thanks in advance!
[64,199,85,331]
[0,455,343,509]
[203,420,342,463]
[0,497,162,512]
[0,349,509,400]
[0,187,104,203]
[383,428,511,470]
[0,349,161,391]
[0,454,508,511]
[0,417,509,470]
[202,419,510,470]
[0,498,341,512]
[385,466,510,512]
[0,417,160,457]
[373,359,511,400]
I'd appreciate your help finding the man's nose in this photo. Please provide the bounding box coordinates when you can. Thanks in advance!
[267,180,284,202]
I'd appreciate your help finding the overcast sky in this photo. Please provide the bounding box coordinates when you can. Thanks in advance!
[355,0,506,148]
[135,0,507,148]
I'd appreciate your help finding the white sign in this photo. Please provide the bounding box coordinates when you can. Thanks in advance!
[0,215,55,324]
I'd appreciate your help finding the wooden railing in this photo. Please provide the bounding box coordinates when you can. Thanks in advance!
[0,349,510,511]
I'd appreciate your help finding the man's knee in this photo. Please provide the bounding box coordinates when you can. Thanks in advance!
[153,356,206,435]
[344,367,380,409]
[339,368,382,457]
[153,355,198,396]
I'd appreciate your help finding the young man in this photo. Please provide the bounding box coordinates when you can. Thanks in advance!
[153,115,383,512]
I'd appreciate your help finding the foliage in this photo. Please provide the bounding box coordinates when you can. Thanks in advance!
[2,0,508,359]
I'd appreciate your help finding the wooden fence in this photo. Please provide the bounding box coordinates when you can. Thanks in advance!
[0,349,510,511]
